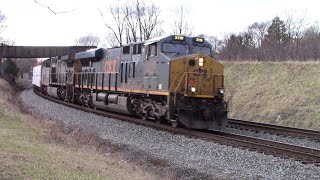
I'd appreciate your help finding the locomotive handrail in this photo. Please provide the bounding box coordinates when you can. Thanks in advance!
[172,72,203,105]
[170,72,225,105]
[49,71,119,88]
[169,72,183,92]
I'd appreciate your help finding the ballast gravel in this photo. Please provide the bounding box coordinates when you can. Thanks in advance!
[20,89,320,179]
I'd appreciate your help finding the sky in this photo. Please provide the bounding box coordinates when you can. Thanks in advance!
[1,0,320,46]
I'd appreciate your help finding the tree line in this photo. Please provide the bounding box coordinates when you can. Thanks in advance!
[75,0,193,47]
[2,1,320,62]
[75,2,320,61]
[218,15,320,61]
[0,11,37,77]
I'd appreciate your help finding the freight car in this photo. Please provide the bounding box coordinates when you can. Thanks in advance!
[32,35,228,130]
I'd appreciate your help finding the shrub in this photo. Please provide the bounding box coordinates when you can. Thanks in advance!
[3,58,19,77]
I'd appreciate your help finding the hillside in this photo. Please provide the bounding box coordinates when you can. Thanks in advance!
[0,78,158,179]
[223,61,320,130]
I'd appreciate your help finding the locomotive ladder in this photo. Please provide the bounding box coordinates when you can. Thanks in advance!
[168,72,201,125]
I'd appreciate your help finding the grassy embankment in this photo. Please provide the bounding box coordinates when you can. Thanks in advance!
[223,61,320,130]
[0,79,157,179]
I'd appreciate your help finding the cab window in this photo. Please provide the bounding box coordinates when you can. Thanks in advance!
[123,46,130,54]
[133,44,142,55]
[147,43,158,57]
[191,46,212,56]
[162,43,189,54]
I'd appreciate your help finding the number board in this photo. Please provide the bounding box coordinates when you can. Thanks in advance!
[193,37,204,43]
[173,35,185,41]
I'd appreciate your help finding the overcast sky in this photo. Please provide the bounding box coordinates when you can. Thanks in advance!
[1,0,320,46]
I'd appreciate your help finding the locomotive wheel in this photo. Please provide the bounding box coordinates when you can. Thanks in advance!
[171,120,182,128]
[141,110,150,121]
[171,121,178,127]
[141,108,153,121]
[155,117,165,124]
[141,115,148,121]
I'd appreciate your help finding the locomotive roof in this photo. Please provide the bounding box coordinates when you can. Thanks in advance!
[121,35,210,46]
[60,48,106,61]
[58,35,211,61]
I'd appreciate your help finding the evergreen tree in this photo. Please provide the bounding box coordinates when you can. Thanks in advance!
[3,59,19,77]
[265,16,289,45]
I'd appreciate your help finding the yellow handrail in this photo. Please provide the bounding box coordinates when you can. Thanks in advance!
[169,72,225,105]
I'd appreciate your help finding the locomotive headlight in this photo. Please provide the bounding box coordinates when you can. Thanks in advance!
[199,57,204,67]
[191,86,196,93]
[218,88,224,94]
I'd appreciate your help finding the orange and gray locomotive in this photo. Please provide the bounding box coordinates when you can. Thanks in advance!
[33,35,228,130]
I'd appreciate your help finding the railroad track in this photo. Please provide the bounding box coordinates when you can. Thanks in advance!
[33,89,320,165]
[228,119,320,141]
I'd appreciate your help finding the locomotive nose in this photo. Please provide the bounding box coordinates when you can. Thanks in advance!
[168,54,227,130]
[169,54,224,97]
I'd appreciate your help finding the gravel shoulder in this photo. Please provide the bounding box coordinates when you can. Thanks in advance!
[0,78,160,180]
[20,89,320,179]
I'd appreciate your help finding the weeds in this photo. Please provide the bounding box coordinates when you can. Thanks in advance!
[224,61,320,130]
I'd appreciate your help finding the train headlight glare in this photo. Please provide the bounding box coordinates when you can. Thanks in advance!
[191,86,196,93]
[219,88,224,94]
[199,57,204,67]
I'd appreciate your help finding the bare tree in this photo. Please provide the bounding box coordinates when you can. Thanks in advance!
[248,22,269,48]
[301,22,320,60]
[128,0,162,41]
[171,6,193,35]
[0,38,14,46]
[123,3,139,42]
[99,2,128,46]
[284,10,309,60]
[74,34,101,46]
[198,34,222,54]
[14,58,38,76]
[0,10,6,34]
[0,10,7,76]
[105,33,120,47]
[247,21,270,60]
[100,0,162,46]
[140,1,162,40]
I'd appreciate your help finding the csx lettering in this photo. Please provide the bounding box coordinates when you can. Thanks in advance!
[104,60,117,72]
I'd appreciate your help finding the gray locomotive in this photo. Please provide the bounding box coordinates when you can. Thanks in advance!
[33,35,228,130]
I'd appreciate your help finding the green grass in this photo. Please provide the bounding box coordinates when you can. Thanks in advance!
[0,105,157,179]
[223,61,320,130]
[0,79,158,179]
[0,105,109,179]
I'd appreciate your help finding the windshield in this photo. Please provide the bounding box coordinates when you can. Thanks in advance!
[191,46,212,56]
[162,43,189,54]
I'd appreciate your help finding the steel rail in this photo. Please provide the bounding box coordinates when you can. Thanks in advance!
[228,119,320,141]
[33,89,320,165]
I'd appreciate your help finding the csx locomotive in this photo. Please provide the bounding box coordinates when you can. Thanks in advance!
[32,35,228,130]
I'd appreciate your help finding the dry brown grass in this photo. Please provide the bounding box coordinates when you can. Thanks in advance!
[223,61,320,130]
[0,78,161,179]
